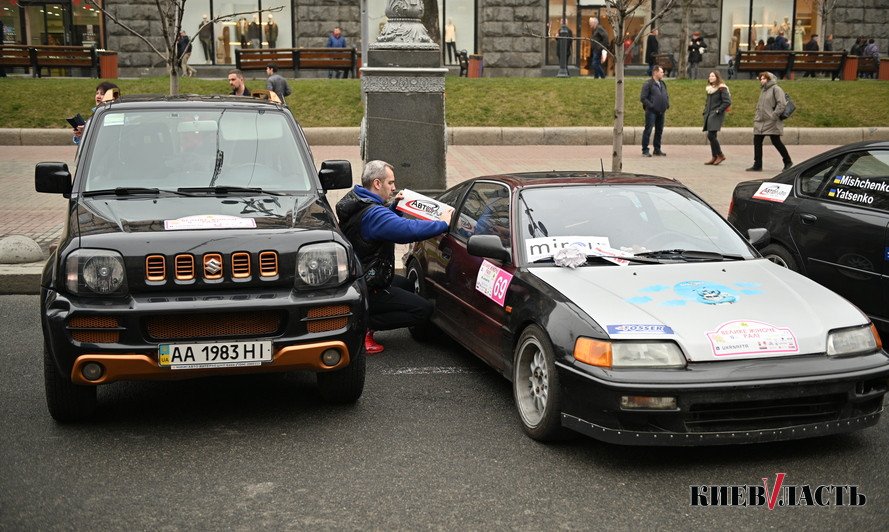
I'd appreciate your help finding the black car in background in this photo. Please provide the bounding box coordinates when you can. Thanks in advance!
[728,141,889,331]
[36,95,367,422]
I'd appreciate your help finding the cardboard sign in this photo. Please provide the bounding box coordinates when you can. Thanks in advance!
[752,182,793,203]
[164,214,256,231]
[396,189,454,223]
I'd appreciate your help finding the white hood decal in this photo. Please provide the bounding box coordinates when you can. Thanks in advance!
[528,260,868,362]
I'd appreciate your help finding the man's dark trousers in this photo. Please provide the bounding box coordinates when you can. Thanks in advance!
[368,275,433,331]
[642,110,665,154]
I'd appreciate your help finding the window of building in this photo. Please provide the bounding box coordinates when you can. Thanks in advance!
[720,0,796,62]
[1,0,22,44]
[184,1,291,65]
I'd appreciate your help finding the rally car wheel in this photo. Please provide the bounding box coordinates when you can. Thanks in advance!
[513,325,565,441]
[407,261,442,342]
[316,346,366,404]
[761,244,799,272]
[43,344,97,422]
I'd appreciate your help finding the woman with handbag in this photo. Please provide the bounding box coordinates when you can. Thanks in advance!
[702,71,731,165]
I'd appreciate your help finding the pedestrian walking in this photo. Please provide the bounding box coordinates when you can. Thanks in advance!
[177,31,197,77]
[747,72,792,172]
[687,31,706,80]
[702,71,731,166]
[335,161,449,354]
[587,17,609,79]
[645,29,660,76]
[265,63,292,100]
[640,65,669,157]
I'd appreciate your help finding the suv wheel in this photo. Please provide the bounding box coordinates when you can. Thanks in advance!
[44,344,97,422]
[316,347,366,404]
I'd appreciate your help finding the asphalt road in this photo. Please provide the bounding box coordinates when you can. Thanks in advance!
[1,294,887,529]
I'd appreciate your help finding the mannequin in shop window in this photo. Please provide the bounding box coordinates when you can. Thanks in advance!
[237,17,248,47]
[444,19,457,65]
[249,15,261,48]
[199,15,213,63]
[794,20,805,51]
[266,14,278,49]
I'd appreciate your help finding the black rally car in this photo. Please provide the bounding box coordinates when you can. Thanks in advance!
[36,95,367,421]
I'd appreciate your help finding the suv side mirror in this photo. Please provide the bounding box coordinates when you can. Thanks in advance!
[467,234,511,263]
[747,227,770,249]
[319,160,352,191]
[35,162,72,196]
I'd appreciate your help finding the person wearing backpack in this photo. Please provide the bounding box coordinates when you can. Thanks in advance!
[747,71,792,172]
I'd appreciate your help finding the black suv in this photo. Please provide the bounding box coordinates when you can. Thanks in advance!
[36,95,366,421]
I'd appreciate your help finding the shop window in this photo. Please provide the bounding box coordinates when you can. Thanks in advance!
[183,1,291,65]
[548,1,650,72]
[720,0,794,62]
[1,0,24,44]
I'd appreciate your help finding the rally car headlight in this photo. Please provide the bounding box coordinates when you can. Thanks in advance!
[65,249,128,296]
[574,338,686,368]
[296,242,348,289]
[826,324,881,357]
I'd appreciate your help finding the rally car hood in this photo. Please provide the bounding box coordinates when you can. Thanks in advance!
[75,193,334,236]
[528,260,869,362]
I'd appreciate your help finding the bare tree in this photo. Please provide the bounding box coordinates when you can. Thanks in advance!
[814,0,840,44]
[86,0,283,96]
[675,0,692,79]
[604,0,677,172]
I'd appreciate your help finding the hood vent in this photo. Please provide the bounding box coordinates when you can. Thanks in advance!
[145,255,166,282]
[259,251,278,278]
[175,254,195,281]
[231,252,251,279]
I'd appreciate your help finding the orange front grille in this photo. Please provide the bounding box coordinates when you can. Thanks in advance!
[175,254,195,281]
[69,316,119,328]
[203,253,223,280]
[305,305,350,333]
[68,315,120,343]
[259,251,278,277]
[145,255,166,282]
[71,331,120,343]
[145,311,284,341]
[231,252,251,278]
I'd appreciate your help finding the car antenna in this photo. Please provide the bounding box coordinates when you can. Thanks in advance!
[599,159,606,180]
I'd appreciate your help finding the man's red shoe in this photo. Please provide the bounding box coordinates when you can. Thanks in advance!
[364,331,384,354]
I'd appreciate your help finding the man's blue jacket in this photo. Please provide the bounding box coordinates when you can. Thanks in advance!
[348,185,448,243]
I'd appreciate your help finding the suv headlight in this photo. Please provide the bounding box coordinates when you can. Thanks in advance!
[827,324,881,357]
[65,249,128,296]
[573,338,686,368]
[295,242,348,289]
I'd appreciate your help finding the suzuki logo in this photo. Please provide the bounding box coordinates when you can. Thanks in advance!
[205,258,222,274]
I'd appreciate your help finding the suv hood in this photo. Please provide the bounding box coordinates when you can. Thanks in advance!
[528,260,868,362]
[76,193,335,235]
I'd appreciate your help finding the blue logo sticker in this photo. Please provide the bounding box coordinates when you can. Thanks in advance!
[674,281,738,305]
[607,324,675,335]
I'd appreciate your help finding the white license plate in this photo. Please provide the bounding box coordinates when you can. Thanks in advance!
[159,340,273,369]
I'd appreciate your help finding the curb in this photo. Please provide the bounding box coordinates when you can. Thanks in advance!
[3,127,888,147]
[0,262,44,295]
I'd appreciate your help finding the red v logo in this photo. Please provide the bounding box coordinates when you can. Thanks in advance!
[762,473,787,510]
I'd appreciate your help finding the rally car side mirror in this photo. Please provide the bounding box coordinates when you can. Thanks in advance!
[35,162,72,196]
[747,227,770,249]
[467,234,511,263]
[319,160,352,191]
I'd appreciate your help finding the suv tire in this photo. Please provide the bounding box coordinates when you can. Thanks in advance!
[44,344,97,422]
[316,347,366,404]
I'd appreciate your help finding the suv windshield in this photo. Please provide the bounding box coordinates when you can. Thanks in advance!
[518,185,756,263]
[82,109,313,192]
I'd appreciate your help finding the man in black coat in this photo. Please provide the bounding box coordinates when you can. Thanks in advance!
[640,65,669,157]
[645,29,660,76]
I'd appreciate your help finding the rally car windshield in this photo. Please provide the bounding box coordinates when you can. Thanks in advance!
[518,185,756,264]
[81,109,313,193]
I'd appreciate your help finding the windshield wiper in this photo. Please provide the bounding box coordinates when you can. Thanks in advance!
[634,249,745,261]
[529,254,661,265]
[178,186,285,196]
[83,187,196,197]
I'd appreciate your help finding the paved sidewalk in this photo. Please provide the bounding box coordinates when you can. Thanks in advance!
[0,143,836,292]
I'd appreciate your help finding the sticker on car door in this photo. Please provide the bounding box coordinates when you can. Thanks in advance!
[475,260,513,307]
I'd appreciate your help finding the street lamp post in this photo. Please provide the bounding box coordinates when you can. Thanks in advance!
[557,0,569,77]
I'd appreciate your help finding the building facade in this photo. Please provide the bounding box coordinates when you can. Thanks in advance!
[1,0,886,76]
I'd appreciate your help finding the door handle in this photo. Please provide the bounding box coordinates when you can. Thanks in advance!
[799,213,817,224]
[441,247,451,260]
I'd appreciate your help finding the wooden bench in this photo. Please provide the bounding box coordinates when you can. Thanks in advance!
[235,48,295,72]
[457,50,469,77]
[735,50,793,79]
[32,45,98,77]
[295,48,358,78]
[791,51,846,79]
[857,56,879,78]
[654,53,677,77]
[0,45,33,72]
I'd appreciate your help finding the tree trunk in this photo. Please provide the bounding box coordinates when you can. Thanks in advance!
[611,17,626,172]
[169,59,180,96]
[677,2,691,79]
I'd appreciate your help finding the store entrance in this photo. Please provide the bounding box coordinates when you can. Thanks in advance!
[24,3,72,45]
[576,6,612,76]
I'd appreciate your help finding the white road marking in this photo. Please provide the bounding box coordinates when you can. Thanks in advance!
[382,366,483,375]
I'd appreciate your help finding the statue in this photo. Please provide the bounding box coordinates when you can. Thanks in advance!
[373,0,437,49]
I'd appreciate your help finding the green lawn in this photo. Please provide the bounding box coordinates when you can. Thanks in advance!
[1,76,887,129]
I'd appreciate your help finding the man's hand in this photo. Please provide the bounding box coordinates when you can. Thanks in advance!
[73,125,85,139]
